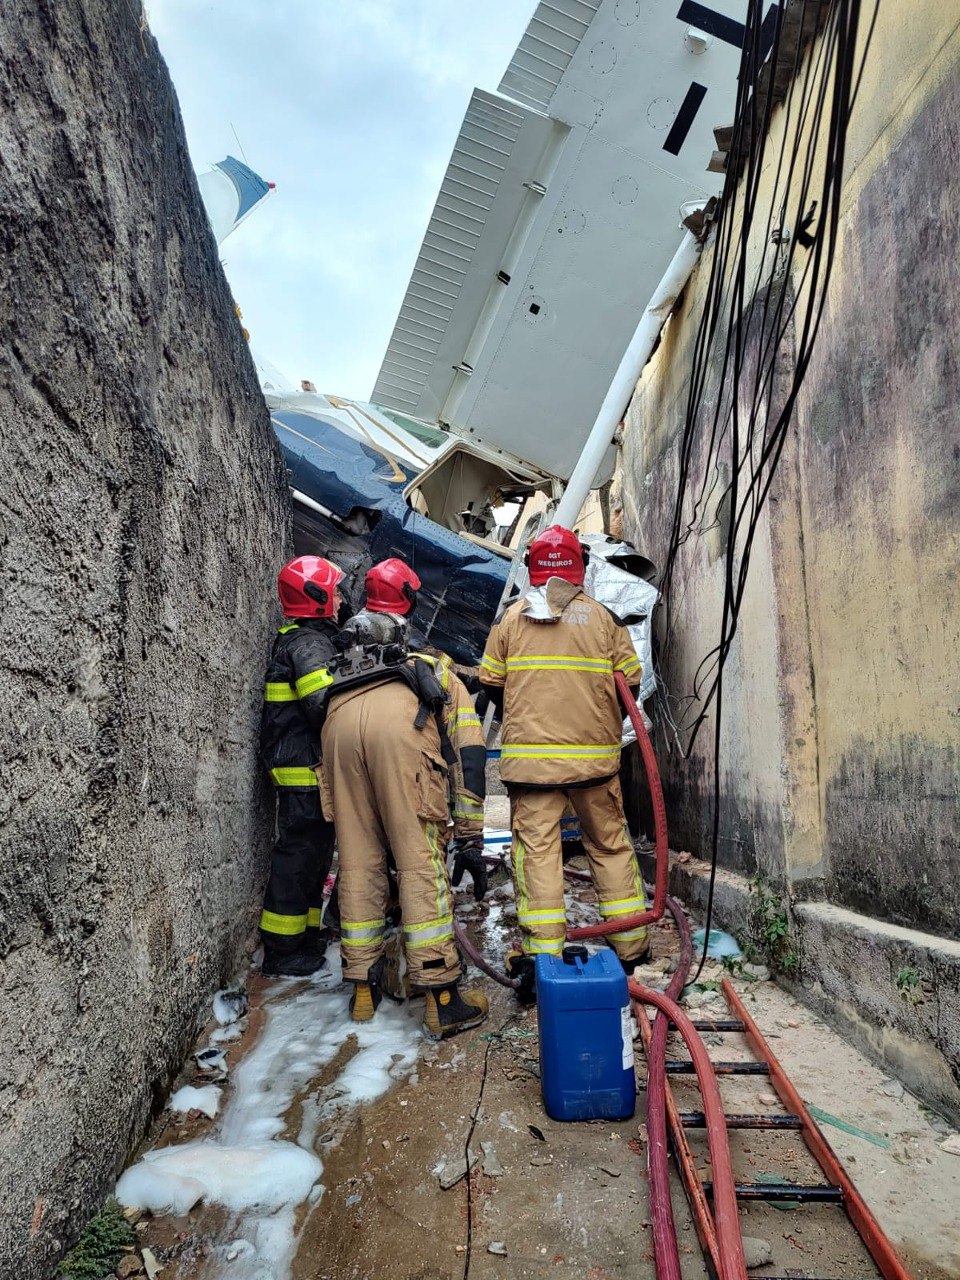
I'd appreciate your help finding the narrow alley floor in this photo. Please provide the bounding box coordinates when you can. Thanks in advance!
[115,824,960,1280]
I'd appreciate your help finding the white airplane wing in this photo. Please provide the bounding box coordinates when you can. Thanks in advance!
[373,0,758,481]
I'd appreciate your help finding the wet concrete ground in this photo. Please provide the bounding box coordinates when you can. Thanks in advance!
[124,849,960,1280]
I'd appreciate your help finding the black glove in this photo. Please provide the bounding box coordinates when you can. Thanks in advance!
[450,837,488,902]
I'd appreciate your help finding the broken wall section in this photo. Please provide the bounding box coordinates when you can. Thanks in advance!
[0,2,289,1275]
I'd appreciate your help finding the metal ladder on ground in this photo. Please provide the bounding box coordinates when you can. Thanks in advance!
[637,976,913,1280]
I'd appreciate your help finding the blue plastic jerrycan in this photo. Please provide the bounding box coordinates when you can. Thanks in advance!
[536,948,637,1122]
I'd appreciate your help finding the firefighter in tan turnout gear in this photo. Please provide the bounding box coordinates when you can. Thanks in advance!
[318,559,490,1039]
[479,525,648,1002]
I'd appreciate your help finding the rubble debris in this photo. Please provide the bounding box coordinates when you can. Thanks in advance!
[212,989,248,1025]
[488,1241,508,1256]
[480,1141,505,1177]
[528,1124,546,1141]
[880,1079,905,1099]
[806,1104,890,1149]
[741,1236,773,1268]
[117,1256,144,1278]
[168,1086,222,1120]
[141,1247,163,1279]
[436,1150,479,1190]
[939,1134,960,1157]
[192,1048,228,1077]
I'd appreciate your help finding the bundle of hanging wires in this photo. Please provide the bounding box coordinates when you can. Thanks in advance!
[652,0,880,990]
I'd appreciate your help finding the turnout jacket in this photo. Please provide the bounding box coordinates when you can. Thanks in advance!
[324,653,487,819]
[414,652,487,832]
[479,589,641,787]
[260,618,340,788]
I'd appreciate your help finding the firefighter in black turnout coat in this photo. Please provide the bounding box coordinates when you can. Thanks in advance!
[258,555,344,976]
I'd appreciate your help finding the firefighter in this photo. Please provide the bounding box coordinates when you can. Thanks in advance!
[478,525,648,1001]
[317,559,489,1038]
[370,562,488,897]
[258,555,344,977]
[406,648,488,903]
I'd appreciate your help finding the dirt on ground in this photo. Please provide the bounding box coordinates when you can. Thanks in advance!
[124,843,960,1280]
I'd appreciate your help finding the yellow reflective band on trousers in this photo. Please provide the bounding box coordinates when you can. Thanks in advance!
[425,822,450,921]
[341,917,386,943]
[307,907,322,928]
[404,915,455,948]
[518,908,566,925]
[608,925,648,943]
[265,681,297,702]
[453,796,484,819]
[270,766,318,787]
[295,667,335,698]
[504,655,612,674]
[600,896,646,918]
[522,936,564,955]
[513,837,529,922]
[260,909,308,936]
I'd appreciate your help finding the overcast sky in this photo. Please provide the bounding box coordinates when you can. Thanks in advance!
[147,1,536,399]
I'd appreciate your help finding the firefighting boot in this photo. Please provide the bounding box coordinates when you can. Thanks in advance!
[422,983,489,1041]
[261,947,327,978]
[304,925,332,957]
[349,981,382,1023]
[349,956,397,1022]
[615,942,651,976]
[505,950,537,1006]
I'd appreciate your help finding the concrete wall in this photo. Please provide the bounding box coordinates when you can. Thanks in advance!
[619,3,960,1106]
[0,2,289,1273]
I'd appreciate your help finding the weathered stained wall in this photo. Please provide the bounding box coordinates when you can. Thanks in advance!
[619,3,960,1099]
[0,2,288,1274]
[622,0,960,927]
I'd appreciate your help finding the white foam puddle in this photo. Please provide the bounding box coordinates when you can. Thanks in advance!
[116,946,422,1280]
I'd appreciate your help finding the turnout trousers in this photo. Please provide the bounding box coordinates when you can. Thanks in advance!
[509,777,648,963]
[259,787,335,955]
[320,681,461,987]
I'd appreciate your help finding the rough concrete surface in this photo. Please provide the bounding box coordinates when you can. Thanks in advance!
[0,2,288,1274]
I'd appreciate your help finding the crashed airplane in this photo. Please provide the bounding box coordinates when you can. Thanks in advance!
[200,0,748,663]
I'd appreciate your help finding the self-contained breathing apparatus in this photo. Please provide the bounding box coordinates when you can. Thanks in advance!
[316,612,458,765]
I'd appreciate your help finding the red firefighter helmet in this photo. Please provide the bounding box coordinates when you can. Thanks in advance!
[277,556,343,618]
[526,525,586,587]
[365,559,421,615]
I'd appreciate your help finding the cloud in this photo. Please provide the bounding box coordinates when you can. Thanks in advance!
[147,0,535,396]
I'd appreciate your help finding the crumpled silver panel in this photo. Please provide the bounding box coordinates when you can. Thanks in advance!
[582,536,660,745]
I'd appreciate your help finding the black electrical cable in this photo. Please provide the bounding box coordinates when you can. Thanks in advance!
[644,0,879,985]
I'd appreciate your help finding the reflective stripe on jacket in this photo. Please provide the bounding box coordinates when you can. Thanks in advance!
[260,619,339,786]
[479,590,640,786]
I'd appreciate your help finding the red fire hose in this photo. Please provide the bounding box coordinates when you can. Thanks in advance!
[630,981,747,1280]
[567,670,668,940]
[646,897,694,1280]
